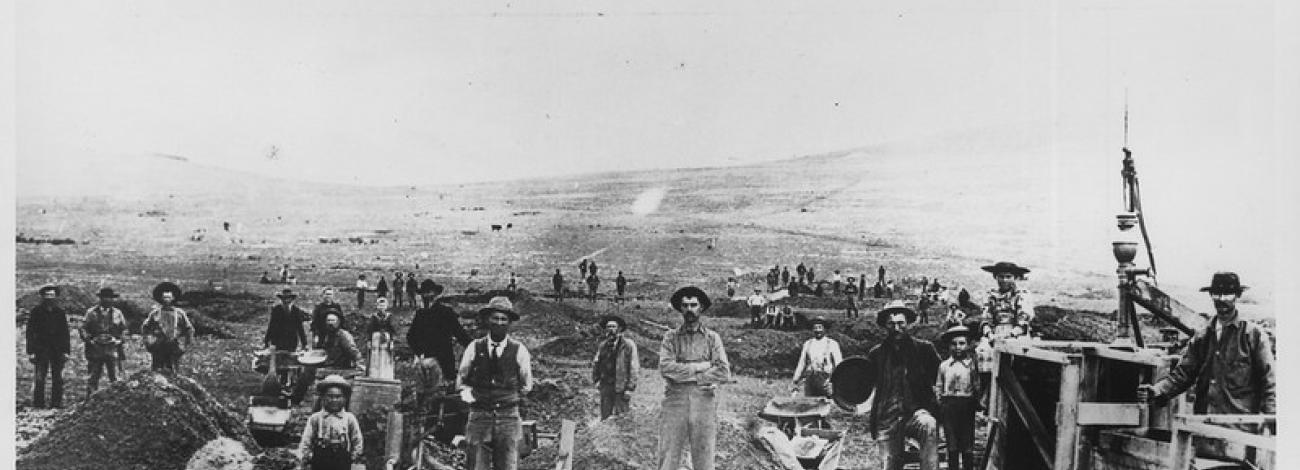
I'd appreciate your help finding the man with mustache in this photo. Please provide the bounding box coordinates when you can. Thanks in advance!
[657,286,731,470]
[1138,272,1275,462]
[856,300,941,470]
[591,314,639,419]
[457,297,533,470]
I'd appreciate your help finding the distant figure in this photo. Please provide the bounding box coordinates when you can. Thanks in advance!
[747,289,767,325]
[142,282,194,372]
[858,274,867,301]
[579,258,589,278]
[806,267,816,284]
[259,271,272,284]
[589,260,599,277]
[280,264,290,283]
[552,269,565,302]
[780,267,790,286]
[793,317,841,397]
[26,286,70,408]
[223,221,231,231]
[725,277,737,298]
[843,278,860,318]
[766,269,779,292]
[81,287,126,396]
[779,305,796,330]
[586,273,601,303]
[615,271,628,300]
[355,274,369,309]
[392,272,405,308]
[507,272,518,292]
[878,265,886,288]
[763,304,780,329]
[592,315,638,419]
[405,275,418,307]
[796,263,807,283]
[375,276,389,300]
[299,375,364,470]
[831,270,843,295]
[957,287,976,310]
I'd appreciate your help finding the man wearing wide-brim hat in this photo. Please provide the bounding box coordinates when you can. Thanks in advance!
[793,316,842,398]
[1139,272,1275,462]
[657,286,731,470]
[264,288,309,353]
[852,300,942,470]
[142,282,194,372]
[980,261,1036,339]
[592,314,638,419]
[456,296,533,470]
[407,279,471,383]
[26,285,70,408]
[81,287,127,396]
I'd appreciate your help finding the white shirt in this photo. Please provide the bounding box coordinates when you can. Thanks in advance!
[748,294,767,307]
[793,336,842,378]
[356,279,369,290]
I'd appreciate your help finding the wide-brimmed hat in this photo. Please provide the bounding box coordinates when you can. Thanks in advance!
[808,316,832,328]
[875,300,917,327]
[152,282,183,303]
[315,374,352,395]
[939,325,973,345]
[981,261,1030,277]
[599,314,627,331]
[670,286,712,312]
[38,285,59,296]
[275,289,298,300]
[95,287,120,298]
[478,296,519,321]
[1199,272,1248,294]
[418,279,444,296]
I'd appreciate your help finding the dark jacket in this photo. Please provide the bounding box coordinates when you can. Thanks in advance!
[407,302,471,359]
[592,335,639,393]
[265,304,309,351]
[376,278,389,297]
[26,302,71,357]
[860,335,941,438]
[310,301,344,338]
[1152,312,1276,415]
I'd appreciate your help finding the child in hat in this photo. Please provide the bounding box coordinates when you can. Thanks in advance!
[299,374,363,470]
[934,326,982,470]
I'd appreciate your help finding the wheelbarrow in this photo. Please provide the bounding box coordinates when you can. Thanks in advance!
[247,349,303,445]
[756,396,845,470]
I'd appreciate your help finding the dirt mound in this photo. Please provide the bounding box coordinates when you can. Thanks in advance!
[1034,305,1116,342]
[524,374,597,424]
[442,288,527,305]
[181,290,270,323]
[17,370,261,470]
[575,408,783,470]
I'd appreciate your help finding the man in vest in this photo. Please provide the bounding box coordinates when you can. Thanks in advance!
[142,282,194,372]
[592,314,639,419]
[457,296,533,470]
[658,286,731,470]
[793,316,842,397]
[81,287,127,396]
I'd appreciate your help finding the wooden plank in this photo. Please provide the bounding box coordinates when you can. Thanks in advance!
[1054,360,1082,470]
[1076,403,1143,426]
[997,371,1055,469]
[982,418,1004,470]
[987,350,1006,470]
[1178,414,1277,425]
[555,419,576,470]
[1173,417,1276,451]
[1082,346,1169,367]
[996,343,1072,364]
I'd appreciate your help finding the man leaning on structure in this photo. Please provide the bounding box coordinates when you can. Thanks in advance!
[1138,272,1275,462]
[658,286,731,470]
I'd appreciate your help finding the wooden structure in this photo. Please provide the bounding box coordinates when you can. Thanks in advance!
[986,340,1275,470]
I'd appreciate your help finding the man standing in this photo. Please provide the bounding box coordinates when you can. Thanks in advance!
[457,297,534,470]
[980,262,1035,338]
[843,278,859,318]
[614,271,628,302]
[935,326,982,470]
[392,272,405,308]
[859,274,867,301]
[1138,272,1275,461]
[796,263,808,283]
[746,289,767,325]
[26,285,70,408]
[142,282,194,372]
[658,287,731,470]
[405,274,418,307]
[579,258,589,279]
[311,287,344,347]
[81,288,127,396]
[592,315,639,419]
[552,269,565,303]
[853,300,941,470]
[265,289,309,352]
[408,280,472,384]
[831,270,843,295]
[586,273,600,303]
[793,316,841,397]
[355,274,370,309]
[781,267,791,286]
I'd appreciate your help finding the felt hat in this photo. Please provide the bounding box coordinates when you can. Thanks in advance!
[599,314,628,331]
[808,316,832,328]
[981,261,1031,277]
[95,287,120,298]
[419,279,444,296]
[38,285,59,296]
[875,300,917,327]
[152,282,183,303]
[478,296,518,321]
[939,325,973,345]
[315,374,352,395]
[275,288,298,300]
[1199,272,1247,294]
[670,286,712,312]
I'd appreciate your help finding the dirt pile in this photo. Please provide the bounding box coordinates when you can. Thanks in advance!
[17,370,261,470]
[575,408,783,470]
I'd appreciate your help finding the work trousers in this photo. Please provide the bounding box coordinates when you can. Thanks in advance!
[32,354,66,408]
[875,408,939,470]
[657,383,718,470]
[87,356,118,394]
[150,342,184,371]
[466,407,522,470]
[599,385,631,419]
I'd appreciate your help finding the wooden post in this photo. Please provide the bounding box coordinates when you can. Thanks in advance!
[555,419,576,470]
[385,411,404,469]
[987,350,1007,470]
[1055,358,1082,470]
[1170,422,1195,470]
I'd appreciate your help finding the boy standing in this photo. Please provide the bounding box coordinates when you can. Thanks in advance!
[299,375,364,470]
[935,326,982,470]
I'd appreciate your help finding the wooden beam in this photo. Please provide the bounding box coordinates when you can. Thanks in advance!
[996,342,1072,364]
[1173,416,1275,451]
[997,371,1055,469]
[1082,346,1169,367]
[1054,360,1082,470]
[1076,403,1143,426]
[1177,414,1277,425]
[555,419,576,470]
